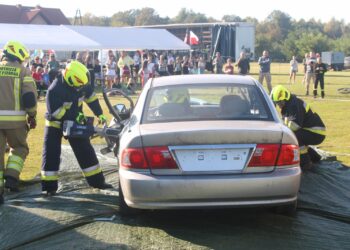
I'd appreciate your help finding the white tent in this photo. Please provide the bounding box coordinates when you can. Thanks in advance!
[65,25,190,51]
[0,23,100,50]
[0,23,190,51]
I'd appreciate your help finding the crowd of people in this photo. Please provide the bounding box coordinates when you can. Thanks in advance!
[27,49,252,96]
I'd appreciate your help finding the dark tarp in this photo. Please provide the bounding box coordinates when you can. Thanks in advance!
[1,146,349,250]
[211,25,236,60]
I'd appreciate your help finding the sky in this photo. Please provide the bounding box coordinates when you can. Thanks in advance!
[1,0,349,23]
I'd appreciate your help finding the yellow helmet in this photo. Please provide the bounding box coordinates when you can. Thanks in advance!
[63,60,89,88]
[166,88,189,103]
[3,40,29,62]
[271,85,291,102]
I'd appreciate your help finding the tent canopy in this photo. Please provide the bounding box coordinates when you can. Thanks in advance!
[65,25,190,51]
[0,24,100,50]
[0,23,190,51]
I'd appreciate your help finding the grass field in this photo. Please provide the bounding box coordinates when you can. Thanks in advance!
[17,62,350,180]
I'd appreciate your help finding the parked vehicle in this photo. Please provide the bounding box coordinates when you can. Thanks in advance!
[344,57,350,70]
[106,75,301,215]
[321,51,345,71]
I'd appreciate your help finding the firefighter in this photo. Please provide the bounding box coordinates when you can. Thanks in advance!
[0,41,37,205]
[41,60,112,195]
[271,85,326,170]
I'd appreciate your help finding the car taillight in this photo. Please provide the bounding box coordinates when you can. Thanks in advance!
[247,144,299,167]
[248,144,280,167]
[144,146,178,169]
[121,148,147,169]
[277,144,299,166]
[120,146,178,169]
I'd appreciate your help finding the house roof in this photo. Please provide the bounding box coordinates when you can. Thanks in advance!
[0,4,70,25]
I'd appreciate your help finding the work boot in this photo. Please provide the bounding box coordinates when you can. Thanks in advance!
[321,91,325,99]
[313,89,317,98]
[308,147,322,163]
[92,182,113,190]
[300,153,313,171]
[0,194,4,205]
[5,176,19,192]
[305,90,309,96]
[42,190,57,196]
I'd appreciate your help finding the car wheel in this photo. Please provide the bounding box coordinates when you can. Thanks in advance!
[274,200,297,216]
[118,182,139,215]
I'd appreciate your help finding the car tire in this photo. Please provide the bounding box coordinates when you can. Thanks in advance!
[274,200,297,216]
[118,182,139,216]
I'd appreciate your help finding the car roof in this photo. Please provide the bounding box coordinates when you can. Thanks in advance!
[150,74,257,88]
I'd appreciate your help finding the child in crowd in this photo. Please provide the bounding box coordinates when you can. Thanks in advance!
[139,60,151,88]
[32,66,44,98]
[42,67,50,89]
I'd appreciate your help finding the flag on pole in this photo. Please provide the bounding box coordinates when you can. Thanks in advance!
[184,30,199,45]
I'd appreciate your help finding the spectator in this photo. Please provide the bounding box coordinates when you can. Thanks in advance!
[133,51,141,83]
[47,54,60,72]
[139,60,151,88]
[301,53,309,85]
[236,52,250,75]
[167,52,175,75]
[198,56,206,74]
[182,56,190,75]
[223,58,234,75]
[84,54,95,88]
[158,54,169,76]
[314,57,327,98]
[118,51,134,84]
[305,52,316,96]
[258,50,272,93]
[105,55,117,91]
[212,52,224,74]
[174,56,182,75]
[289,56,298,84]
[32,56,44,69]
[42,67,50,88]
[32,66,45,98]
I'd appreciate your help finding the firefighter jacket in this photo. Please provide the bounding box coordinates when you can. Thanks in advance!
[281,94,326,136]
[0,59,37,129]
[45,75,102,129]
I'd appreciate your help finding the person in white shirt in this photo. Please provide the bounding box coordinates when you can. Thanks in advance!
[289,56,298,84]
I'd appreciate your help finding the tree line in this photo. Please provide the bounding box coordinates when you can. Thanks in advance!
[69,8,350,61]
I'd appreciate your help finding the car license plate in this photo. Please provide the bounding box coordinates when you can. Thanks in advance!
[172,146,251,172]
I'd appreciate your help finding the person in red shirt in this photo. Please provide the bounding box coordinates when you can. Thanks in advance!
[32,66,44,98]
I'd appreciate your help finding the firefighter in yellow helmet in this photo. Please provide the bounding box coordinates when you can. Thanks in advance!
[0,41,37,205]
[271,85,326,170]
[41,60,111,195]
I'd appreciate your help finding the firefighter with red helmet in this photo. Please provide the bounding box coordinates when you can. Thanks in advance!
[0,41,37,205]
[41,60,111,195]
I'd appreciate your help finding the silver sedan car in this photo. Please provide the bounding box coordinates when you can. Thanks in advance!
[117,74,301,214]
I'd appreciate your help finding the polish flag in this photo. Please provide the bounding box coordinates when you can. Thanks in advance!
[184,30,199,45]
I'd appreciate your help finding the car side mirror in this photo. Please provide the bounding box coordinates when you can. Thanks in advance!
[114,103,130,120]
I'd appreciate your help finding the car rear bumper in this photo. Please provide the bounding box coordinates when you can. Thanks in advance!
[119,167,301,209]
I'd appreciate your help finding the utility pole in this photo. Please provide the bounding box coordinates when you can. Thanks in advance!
[74,9,82,25]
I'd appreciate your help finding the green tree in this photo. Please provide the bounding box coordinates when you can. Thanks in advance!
[172,8,209,23]
[323,18,344,39]
[135,8,169,26]
[110,10,138,26]
[221,15,242,22]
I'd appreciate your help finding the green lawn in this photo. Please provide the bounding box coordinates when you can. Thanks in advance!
[18,62,350,180]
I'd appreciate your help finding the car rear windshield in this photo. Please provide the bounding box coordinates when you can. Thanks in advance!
[142,84,273,124]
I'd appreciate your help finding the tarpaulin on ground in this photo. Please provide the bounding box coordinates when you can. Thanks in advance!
[0,145,349,250]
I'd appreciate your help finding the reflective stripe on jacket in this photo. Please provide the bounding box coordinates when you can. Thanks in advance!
[0,60,37,129]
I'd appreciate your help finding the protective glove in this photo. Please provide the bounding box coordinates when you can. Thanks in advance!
[27,115,37,129]
[284,117,300,131]
[76,112,87,124]
[98,114,107,125]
